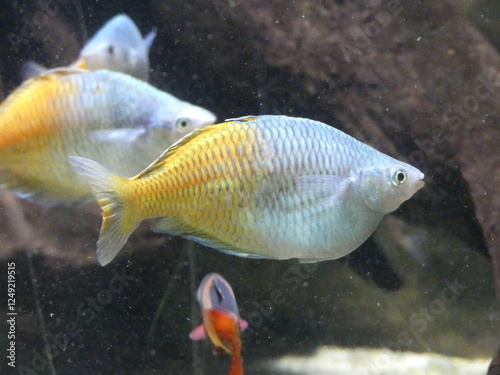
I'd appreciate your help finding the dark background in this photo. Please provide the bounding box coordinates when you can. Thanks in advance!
[1,1,500,374]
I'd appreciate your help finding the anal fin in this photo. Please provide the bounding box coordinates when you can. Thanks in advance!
[151,216,266,259]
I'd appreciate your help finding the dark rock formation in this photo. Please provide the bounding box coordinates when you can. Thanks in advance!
[146,0,496,265]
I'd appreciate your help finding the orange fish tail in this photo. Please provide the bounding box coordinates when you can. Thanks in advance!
[69,156,142,265]
[228,348,243,375]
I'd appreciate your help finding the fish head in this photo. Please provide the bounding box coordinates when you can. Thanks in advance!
[81,43,147,81]
[80,15,155,80]
[174,104,217,137]
[197,273,239,316]
[149,103,216,145]
[359,163,425,213]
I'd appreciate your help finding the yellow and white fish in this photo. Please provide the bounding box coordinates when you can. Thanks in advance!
[21,14,156,81]
[70,115,425,266]
[0,69,215,204]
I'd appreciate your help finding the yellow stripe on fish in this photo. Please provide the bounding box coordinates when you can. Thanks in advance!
[70,115,425,266]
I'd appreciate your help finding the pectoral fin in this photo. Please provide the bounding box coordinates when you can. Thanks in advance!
[239,319,248,331]
[91,128,146,143]
[294,174,353,207]
[189,324,207,341]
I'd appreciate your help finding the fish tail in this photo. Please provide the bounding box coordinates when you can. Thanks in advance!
[69,156,141,266]
[228,349,243,375]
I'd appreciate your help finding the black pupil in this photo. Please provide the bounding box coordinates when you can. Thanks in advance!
[107,45,114,55]
[397,172,405,182]
[180,120,188,127]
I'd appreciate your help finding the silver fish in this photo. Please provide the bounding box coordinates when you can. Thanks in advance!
[21,14,156,81]
[0,69,215,205]
[69,115,424,265]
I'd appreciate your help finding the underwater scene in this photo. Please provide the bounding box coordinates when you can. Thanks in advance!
[1,0,500,374]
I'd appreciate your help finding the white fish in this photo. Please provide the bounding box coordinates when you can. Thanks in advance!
[21,14,156,81]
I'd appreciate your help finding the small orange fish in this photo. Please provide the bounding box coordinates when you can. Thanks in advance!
[190,273,248,375]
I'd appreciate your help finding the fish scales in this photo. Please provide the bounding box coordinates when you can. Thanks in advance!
[0,76,73,149]
[134,119,375,255]
[125,122,261,242]
[0,75,121,195]
[70,115,424,265]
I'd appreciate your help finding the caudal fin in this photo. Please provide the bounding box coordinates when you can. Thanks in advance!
[229,349,244,375]
[69,156,140,266]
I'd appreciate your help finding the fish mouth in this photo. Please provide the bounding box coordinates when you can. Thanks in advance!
[415,173,425,190]
[197,112,217,128]
[204,112,217,126]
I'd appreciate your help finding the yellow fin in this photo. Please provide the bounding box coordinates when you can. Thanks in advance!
[151,216,265,259]
[69,156,140,265]
[71,57,91,70]
[0,167,89,206]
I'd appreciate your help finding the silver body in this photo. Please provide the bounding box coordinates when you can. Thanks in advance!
[235,116,425,260]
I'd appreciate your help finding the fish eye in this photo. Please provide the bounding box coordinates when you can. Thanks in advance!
[392,169,407,185]
[176,118,191,130]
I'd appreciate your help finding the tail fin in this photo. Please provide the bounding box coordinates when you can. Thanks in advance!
[69,156,140,266]
[229,349,243,375]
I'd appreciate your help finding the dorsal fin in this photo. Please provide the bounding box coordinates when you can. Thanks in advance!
[70,58,91,70]
[38,67,88,77]
[224,115,259,122]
